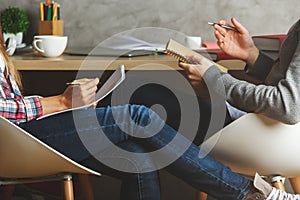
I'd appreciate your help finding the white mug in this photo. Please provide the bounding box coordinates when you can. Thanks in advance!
[33,35,68,57]
[185,36,202,49]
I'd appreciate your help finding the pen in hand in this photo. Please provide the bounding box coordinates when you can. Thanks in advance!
[208,22,239,32]
[66,81,82,86]
[66,80,102,88]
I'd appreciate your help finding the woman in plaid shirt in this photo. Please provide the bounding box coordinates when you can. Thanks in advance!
[1,21,299,199]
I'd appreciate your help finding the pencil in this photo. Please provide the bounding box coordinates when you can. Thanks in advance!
[66,80,102,86]
[46,5,52,21]
[40,2,44,21]
[46,0,51,6]
[52,2,57,20]
[208,22,239,32]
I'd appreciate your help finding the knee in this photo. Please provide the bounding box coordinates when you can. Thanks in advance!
[130,105,158,126]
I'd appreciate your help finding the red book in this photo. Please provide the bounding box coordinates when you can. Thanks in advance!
[252,34,286,51]
[199,41,233,60]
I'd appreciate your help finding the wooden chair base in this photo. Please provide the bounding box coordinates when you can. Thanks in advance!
[1,174,93,200]
[198,191,207,200]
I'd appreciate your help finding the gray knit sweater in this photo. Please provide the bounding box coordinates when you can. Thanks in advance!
[204,19,300,124]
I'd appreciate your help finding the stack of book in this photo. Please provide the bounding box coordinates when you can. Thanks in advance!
[252,34,286,60]
[176,34,287,62]
[199,41,233,61]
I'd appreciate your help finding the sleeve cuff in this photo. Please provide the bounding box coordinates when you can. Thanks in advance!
[244,51,275,81]
[23,96,43,121]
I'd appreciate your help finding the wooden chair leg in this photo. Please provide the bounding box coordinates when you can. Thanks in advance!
[289,177,300,194]
[1,185,15,200]
[63,176,74,200]
[198,191,207,200]
[78,174,94,200]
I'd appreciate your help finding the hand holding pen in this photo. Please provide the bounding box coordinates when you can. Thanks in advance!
[210,17,259,64]
[64,78,100,108]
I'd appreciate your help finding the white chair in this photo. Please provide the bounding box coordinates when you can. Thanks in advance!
[0,116,101,200]
[198,113,300,200]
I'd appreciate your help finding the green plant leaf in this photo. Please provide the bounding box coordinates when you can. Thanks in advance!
[1,7,30,34]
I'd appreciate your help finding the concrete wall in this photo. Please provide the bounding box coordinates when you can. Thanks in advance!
[1,0,299,48]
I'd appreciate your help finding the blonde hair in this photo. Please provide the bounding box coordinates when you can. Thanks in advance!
[0,25,22,90]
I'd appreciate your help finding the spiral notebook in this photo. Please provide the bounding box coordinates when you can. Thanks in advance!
[165,39,227,72]
[165,39,200,63]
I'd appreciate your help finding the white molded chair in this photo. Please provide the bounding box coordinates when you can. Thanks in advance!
[0,116,101,200]
[198,113,300,200]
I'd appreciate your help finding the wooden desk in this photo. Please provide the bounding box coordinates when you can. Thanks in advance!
[12,52,182,71]
[11,51,245,71]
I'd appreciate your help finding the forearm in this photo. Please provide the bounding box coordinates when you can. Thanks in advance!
[203,66,300,124]
[40,95,68,116]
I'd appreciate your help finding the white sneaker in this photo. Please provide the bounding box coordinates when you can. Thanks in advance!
[250,173,300,200]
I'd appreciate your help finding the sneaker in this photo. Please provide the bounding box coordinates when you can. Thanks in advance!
[247,173,300,200]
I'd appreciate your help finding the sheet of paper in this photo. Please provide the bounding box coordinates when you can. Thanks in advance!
[37,65,125,120]
[100,35,165,51]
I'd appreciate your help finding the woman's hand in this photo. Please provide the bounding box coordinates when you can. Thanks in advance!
[61,78,99,109]
[40,78,99,116]
[214,17,259,66]
[179,54,213,96]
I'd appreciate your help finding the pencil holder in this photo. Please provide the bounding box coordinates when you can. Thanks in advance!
[38,20,64,36]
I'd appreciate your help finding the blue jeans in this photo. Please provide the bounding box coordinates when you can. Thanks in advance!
[19,104,251,200]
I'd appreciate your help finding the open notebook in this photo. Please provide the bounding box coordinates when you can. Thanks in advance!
[37,65,125,120]
[165,39,227,72]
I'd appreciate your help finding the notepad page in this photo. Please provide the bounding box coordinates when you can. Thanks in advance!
[165,39,228,72]
[165,39,199,63]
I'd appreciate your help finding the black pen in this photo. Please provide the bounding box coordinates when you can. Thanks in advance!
[208,22,239,32]
[66,80,102,87]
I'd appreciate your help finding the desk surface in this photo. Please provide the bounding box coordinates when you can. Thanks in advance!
[11,51,245,71]
[12,51,182,71]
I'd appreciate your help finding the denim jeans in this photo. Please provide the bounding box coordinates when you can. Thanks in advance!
[19,104,251,200]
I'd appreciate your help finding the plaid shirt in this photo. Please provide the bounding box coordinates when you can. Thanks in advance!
[0,56,43,124]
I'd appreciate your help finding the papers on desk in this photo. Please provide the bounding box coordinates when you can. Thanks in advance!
[37,65,125,120]
[65,35,166,57]
[64,47,156,57]
[100,35,166,51]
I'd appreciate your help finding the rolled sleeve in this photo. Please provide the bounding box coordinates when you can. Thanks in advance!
[23,96,43,122]
[244,51,275,82]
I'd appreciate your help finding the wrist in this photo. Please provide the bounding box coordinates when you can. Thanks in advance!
[245,47,259,66]
[58,94,71,110]
[40,95,69,116]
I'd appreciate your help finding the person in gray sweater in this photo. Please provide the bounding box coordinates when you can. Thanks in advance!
[179,17,300,199]
[180,18,300,125]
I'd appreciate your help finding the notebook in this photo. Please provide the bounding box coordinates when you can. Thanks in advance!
[165,39,227,72]
[165,39,199,63]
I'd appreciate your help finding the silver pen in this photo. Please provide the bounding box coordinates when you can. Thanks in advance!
[208,22,239,32]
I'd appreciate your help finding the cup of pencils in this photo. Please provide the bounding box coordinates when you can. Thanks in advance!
[38,0,63,36]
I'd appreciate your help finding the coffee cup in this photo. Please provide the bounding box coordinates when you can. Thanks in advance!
[185,36,202,49]
[33,35,68,57]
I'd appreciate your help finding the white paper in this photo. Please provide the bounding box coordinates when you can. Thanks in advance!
[37,65,125,120]
[100,35,165,51]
